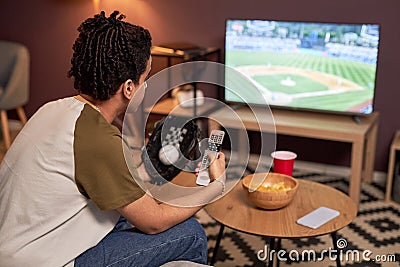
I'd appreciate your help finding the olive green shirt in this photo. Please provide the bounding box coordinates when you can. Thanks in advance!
[74,103,145,210]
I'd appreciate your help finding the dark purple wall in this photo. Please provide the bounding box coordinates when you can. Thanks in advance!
[1,0,398,172]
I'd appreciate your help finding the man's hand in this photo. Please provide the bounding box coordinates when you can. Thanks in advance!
[195,152,226,183]
[207,152,226,183]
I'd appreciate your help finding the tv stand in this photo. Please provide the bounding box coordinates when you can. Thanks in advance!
[208,107,379,207]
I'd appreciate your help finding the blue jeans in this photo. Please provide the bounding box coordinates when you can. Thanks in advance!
[74,216,208,267]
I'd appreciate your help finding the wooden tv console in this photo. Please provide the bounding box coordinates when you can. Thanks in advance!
[208,106,379,207]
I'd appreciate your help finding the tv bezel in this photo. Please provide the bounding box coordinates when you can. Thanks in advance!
[222,18,381,117]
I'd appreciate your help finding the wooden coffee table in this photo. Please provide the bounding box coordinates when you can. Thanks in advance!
[204,178,358,267]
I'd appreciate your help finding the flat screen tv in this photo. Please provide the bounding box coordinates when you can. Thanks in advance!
[224,19,380,115]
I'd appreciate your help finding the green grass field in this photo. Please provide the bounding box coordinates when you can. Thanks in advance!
[253,74,327,94]
[225,50,376,112]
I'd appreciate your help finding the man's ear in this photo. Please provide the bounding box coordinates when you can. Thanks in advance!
[122,79,135,100]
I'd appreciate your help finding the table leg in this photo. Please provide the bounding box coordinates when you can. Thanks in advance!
[276,238,281,267]
[385,147,396,202]
[363,121,378,183]
[350,140,363,207]
[268,238,275,267]
[330,232,341,267]
[210,224,225,265]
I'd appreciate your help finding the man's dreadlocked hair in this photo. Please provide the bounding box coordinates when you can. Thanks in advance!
[67,11,152,100]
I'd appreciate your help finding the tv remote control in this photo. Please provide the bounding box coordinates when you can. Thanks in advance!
[196,130,225,186]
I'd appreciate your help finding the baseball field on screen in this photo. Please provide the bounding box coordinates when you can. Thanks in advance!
[225,49,377,114]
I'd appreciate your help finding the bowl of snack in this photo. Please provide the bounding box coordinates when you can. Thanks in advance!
[242,172,299,210]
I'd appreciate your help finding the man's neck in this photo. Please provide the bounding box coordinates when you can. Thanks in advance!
[77,94,119,124]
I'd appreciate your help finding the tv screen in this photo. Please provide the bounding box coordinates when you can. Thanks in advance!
[224,19,380,115]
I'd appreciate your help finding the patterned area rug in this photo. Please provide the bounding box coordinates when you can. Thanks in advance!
[196,169,400,267]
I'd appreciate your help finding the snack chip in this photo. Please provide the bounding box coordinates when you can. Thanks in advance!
[259,182,291,192]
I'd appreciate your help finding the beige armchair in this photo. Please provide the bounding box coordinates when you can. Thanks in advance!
[0,40,29,149]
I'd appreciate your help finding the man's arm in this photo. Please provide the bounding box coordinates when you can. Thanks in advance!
[117,153,226,234]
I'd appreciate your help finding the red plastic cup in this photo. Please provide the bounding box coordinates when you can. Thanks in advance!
[271,151,297,176]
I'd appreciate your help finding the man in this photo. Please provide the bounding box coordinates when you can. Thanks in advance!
[0,11,226,266]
